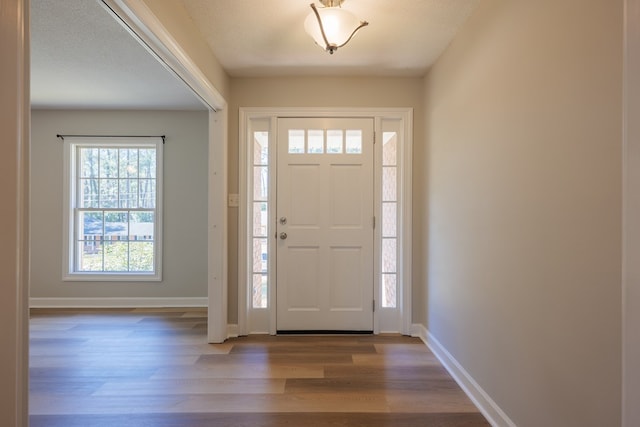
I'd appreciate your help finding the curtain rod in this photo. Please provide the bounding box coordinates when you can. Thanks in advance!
[56,134,166,143]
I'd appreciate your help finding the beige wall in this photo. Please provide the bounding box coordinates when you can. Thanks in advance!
[30,110,209,300]
[423,1,622,426]
[0,0,30,424]
[228,76,424,323]
[142,0,231,102]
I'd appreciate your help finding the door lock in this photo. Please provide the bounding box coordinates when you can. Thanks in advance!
[279,217,287,225]
[279,232,288,240]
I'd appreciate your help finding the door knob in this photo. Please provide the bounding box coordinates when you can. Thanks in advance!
[279,232,288,240]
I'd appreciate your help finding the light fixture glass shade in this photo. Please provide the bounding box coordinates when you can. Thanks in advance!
[304,6,365,53]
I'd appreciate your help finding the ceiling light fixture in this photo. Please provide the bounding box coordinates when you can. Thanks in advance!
[304,0,369,55]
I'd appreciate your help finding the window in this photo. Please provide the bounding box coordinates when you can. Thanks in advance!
[251,130,269,307]
[381,131,398,307]
[287,129,363,154]
[63,137,163,281]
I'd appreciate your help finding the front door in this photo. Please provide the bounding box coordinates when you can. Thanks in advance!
[276,117,374,331]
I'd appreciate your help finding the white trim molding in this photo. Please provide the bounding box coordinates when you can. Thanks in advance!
[30,297,208,308]
[207,108,229,343]
[411,324,516,427]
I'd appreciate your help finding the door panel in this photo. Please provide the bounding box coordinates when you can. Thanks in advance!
[331,165,364,226]
[286,247,320,310]
[276,117,374,331]
[289,165,320,226]
[329,247,363,310]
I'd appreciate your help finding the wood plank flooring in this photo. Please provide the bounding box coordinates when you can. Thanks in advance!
[29,308,490,427]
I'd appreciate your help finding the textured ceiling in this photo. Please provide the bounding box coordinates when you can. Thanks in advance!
[31,0,205,110]
[180,0,480,77]
[30,0,479,109]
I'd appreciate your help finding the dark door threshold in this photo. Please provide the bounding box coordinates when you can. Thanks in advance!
[277,330,373,335]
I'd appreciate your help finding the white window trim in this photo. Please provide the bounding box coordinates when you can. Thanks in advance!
[238,107,413,336]
[62,136,164,281]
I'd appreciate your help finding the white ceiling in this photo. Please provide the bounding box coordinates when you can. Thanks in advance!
[181,0,480,77]
[30,0,479,109]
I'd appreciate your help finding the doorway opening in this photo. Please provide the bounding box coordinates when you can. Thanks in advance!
[238,108,413,335]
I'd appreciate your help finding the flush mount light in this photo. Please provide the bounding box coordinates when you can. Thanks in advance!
[304,0,369,54]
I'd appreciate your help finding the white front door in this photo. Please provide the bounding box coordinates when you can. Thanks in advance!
[276,117,374,331]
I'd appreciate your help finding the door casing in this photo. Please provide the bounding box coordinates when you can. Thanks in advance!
[238,107,413,336]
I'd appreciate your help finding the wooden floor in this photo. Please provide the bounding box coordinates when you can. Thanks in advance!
[29,308,489,427]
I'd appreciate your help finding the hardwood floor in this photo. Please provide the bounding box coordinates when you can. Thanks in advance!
[29,308,490,427]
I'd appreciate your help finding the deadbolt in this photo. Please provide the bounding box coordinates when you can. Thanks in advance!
[279,217,287,225]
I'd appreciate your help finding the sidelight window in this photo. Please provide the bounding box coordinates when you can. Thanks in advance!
[251,131,269,308]
[381,131,398,308]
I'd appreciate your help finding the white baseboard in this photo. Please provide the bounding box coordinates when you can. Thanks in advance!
[411,323,516,427]
[29,297,208,308]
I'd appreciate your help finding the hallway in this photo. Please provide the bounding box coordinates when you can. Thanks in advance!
[29,308,489,426]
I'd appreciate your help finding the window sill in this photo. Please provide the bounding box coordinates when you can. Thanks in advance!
[63,273,162,282]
